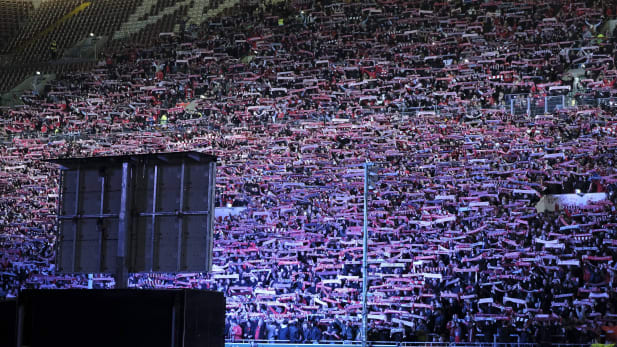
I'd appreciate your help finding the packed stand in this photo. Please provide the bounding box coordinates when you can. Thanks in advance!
[2,0,617,344]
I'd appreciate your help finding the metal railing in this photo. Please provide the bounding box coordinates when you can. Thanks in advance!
[224,341,587,347]
[507,95,567,116]
[506,93,617,116]
[1,91,615,144]
[578,96,617,108]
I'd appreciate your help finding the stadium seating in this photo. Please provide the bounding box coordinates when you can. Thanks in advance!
[0,0,33,52]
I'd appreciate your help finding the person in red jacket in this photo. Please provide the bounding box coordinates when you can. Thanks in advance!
[231,320,243,341]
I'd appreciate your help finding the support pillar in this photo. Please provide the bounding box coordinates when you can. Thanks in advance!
[116,162,132,288]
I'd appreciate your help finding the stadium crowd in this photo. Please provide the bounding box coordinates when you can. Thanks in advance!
[2,0,617,344]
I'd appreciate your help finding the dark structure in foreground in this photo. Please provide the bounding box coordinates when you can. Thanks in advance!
[6,153,223,347]
[17,289,225,347]
[49,151,217,287]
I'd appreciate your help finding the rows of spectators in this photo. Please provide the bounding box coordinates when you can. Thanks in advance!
[2,0,617,344]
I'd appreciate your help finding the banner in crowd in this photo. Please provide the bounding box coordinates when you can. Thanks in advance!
[536,193,607,212]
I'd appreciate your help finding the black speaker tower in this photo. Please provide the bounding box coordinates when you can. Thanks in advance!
[17,289,225,347]
[10,152,223,347]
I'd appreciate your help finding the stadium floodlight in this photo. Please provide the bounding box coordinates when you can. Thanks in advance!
[90,33,97,60]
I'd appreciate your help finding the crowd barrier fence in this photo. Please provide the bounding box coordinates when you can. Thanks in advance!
[224,341,590,347]
[507,95,567,116]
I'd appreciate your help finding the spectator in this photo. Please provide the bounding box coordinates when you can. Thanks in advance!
[278,319,289,342]
[230,319,242,342]
[1,0,616,345]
